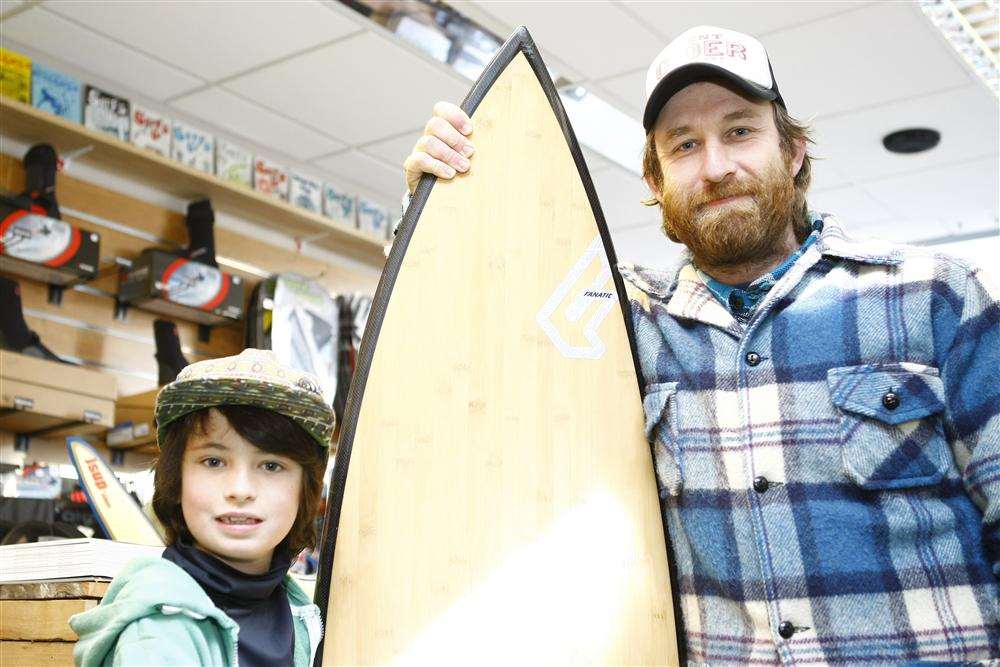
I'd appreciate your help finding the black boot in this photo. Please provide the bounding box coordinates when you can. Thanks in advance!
[0,276,69,363]
[153,319,188,385]
[21,144,61,219]
[185,199,216,267]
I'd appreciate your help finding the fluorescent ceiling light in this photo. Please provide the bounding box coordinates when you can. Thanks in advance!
[919,0,999,96]
[558,86,643,176]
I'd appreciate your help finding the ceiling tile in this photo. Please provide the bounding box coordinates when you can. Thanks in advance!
[313,149,403,202]
[811,84,998,183]
[170,88,344,161]
[591,69,645,117]
[620,0,871,41]
[808,185,895,231]
[590,165,659,231]
[809,156,853,192]
[44,0,362,82]
[224,32,468,146]
[862,156,999,241]
[469,1,663,81]
[610,222,684,269]
[2,7,202,99]
[361,131,422,170]
[764,3,973,120]
[582,147,613,174]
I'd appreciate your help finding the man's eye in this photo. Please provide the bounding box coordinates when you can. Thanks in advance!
[675,140,696,153]
[262,461,285,473]
[731,127,751,137]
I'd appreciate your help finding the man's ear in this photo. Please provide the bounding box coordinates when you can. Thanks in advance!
[644,173,664,205]
[789,137,807,179]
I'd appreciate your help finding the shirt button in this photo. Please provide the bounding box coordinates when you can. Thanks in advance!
[882,391,900,410]
[753,476,770,493]
[728,292,744,310]
[778,621,795,639]
[745,352,761,366]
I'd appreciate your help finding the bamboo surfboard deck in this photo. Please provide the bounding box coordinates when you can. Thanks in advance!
[314,27,681,666]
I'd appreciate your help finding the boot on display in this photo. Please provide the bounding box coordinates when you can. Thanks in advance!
[0,276,69,363]
[153,318,188,385]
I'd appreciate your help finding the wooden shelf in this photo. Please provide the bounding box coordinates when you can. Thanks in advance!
[107,389,156,452]
[0,97,388,267]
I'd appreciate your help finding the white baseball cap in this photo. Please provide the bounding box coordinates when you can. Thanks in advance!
[643,25,785,131]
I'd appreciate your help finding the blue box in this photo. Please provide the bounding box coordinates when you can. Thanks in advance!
[31,64,81,122]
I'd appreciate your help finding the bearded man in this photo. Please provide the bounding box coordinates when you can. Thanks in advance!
[403,25,999,665]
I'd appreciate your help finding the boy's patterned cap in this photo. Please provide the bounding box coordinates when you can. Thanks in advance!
[155,348,335,450]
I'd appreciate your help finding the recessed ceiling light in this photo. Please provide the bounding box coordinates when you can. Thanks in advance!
[882,128,941,154]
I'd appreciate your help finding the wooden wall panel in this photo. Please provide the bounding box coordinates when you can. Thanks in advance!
[1,151,377,408]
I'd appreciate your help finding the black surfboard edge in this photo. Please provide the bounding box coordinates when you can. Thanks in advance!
[312,26,686,666]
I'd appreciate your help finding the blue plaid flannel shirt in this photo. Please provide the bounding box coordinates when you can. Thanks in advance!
[621,213,1000,665]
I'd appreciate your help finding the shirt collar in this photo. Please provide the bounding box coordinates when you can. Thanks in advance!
[696,214,824,321]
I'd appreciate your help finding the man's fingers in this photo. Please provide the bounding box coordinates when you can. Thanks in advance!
[405,152,456,181]
[417,135,470,173]
[425,116,475,158]
[432,101,472,136]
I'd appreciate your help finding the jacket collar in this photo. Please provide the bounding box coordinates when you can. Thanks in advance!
[814,213,903,266]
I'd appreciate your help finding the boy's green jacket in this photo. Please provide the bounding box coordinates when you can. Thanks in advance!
[69,556,322,666]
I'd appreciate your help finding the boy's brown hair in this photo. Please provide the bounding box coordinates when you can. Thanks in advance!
[152,404,327,556]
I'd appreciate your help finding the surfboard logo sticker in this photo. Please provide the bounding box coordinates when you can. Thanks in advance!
[536,235,616,359]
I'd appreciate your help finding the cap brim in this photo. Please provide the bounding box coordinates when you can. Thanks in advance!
[642,63,781,132]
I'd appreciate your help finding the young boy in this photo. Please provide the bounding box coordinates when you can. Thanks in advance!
[70,349,334,667]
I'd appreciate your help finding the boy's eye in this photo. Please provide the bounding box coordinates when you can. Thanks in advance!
[262,461,285,473]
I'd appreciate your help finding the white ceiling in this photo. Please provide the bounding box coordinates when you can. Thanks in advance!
[1,0,997,269]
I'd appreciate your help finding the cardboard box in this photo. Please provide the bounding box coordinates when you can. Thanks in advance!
[322,182,356,228]
[130,104,171,157]
[0,350,117,434]
[171,121,214,173]
[118,248,244,325]
[31,64,81,123]
[253,157,288,200]
[289,173,322,213]
[0,48,31,104]
[358,198,390,240]
[215,139,252,188]
[0,198,100,285]
[83,85,130,141]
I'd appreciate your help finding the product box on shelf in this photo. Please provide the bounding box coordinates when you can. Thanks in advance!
[322,182,356,228]
[172,121,214,174]
[215,139,252,188]
[83,85,130,141]
[130,104,171,158]
[358,198,390,240]
[0,48,31,104]
[0,196,100,285]
[31,64,81,123]
[253,157,288,200]
[118,248,244,326]
[289,173,322,213]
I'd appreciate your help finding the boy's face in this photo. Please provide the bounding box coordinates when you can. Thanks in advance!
[180,408,303,575]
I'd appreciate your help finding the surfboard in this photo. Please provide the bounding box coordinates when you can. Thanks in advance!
[67,436,163,546]
[314,26,682,665]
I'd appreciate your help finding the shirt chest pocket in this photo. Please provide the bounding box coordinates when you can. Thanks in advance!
[642,381,682,497]
[827,363,950,490]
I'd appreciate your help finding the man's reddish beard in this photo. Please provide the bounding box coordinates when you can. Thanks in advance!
[659,154,797,270]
